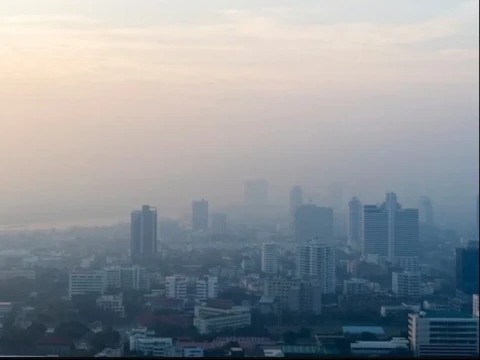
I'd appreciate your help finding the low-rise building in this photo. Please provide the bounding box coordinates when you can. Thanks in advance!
[0,269,36,280]
[343,278,371,296]
[96,295,125,317]
[68,270,106,299]
[350,338,409,356]
[131,337,175,357]
[408,311,479,357]
[380,303,420,318]
[392,271,421,298]
[193,303,251,335]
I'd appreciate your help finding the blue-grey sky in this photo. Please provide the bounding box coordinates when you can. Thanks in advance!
[0,0,478,225]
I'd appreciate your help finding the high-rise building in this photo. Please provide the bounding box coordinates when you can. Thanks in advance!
[455,246,479,295]
[196,276,218,301]
[408,311,479,357]
[473,294,479,318]
[211,213,227,234]
[244,179,268,206]
[165,276,188,300]
[263,278,322,313]
[392,271,421,298]
[348,197,363,249]
[296,242,335,294]
[289,186,303,217]
[131,205,158,259]
[362,193,419,270]
[261,243,278,275]
[295,204,334,243]
[105,266,150,291]
[68,270,106,299]
[419,196,434,226]
[192,200,209,231]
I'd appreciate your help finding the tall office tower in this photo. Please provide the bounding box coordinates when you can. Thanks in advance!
[408,311,479,357]
[419,196,434,226]
[362,193,419,270]
[456,245,479,295]
[131,205,158,259]
[392,271,421,298]
[196,276,218,301]
[348,197,363,249]
[296,242,335,294]
[211,213,227,234]
[295,204,334,243]
[261,243,279,275]
[289,186,303,217]
[192,200,209,231]
[165,275,188,300]
[244,179,268,206]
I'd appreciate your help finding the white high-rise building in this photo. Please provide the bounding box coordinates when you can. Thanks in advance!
[392,271,421,298]
[165,276,188,300]
[408,311,479,357]
[348,197,363,249]
[68,270,106,299]
[105,266,150,291]
[261,243,278,275]
[296,242,335,294]
[362,193,419,270]
[196,276,218,301]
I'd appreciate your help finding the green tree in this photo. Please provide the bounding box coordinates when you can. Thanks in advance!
[283,331,297,345]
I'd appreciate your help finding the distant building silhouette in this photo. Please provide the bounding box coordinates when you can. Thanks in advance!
[192,200,209,231]
[419,196,434,226]
[131,205,157,259]
[456,245,479,295]
[362,193,419,271]
[211,213,227,234]
[261,243,278,275]
[244,179,268,206]
[289,186,303,218]
[295,204,333,243]
[348,197,363,249]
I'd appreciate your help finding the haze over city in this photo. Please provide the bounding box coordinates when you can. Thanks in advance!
[0,0,478,228]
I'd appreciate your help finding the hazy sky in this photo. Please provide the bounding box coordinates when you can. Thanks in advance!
[0,0,478,224]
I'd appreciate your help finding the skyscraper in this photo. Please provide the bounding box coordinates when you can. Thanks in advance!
[348,197,363,249]
[296,241,335,294]
[295,204,334,243]
[456,245,479,295]
[192,200,209,231]
[362,193,419,270]
[244,179,268,206]
[261,243,278,275]
[131,205,158,259]
[289,186,303,217]
[419,196,434,226]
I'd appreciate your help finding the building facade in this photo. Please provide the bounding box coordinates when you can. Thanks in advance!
[196,276,218,301]
[261,243,278,275]
[296,242,335,294]
[392,271,421,298]
[68,270,106,299]
[348,197,363,249]
[165,275,188,300]
[131,205,158,259]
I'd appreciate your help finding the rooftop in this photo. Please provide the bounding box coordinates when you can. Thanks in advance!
[342,326,385,335]
[419,311,474,319]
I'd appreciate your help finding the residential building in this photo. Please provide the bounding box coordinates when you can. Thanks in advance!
[392,271,421,298]
[474,295,479,318]
[455,245,479,295]
[0,269,36,280]
[263,278,298,309]
[343,278,371,296]
[105,266,149,291]
[289,186,303,218]
[296,241,335,294]
[192,200,209,231]
[68,270,106,299]
[193,303,251,335]
[348,197,363,249]
[245,179,268,206]
[362,193,419,270]
[408,311,479,357]
[96,295,125,317]
[196,276,218,301]
[288,280,322,315]
[165,276,188,300]
[261,243,278,275]
[131,205,158,259]
[211,213,227,234]
[295,204,334,243]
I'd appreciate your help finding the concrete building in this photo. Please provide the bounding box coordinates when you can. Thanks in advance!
[362,193,419,270]
[261,243,278,275]
[131,205,157,259]
[0,269,36,280]
[408,311,479,357]
[392,271,421,298]
[474,295,479,318]
[295,204,334,243]
[296,242,335,294]
[455,245,479,295]
[192,200,209,231]
[211,213,227,234]
[96,295,125,317]
[130,337,175,357]
[68,270,106,299]
[105,266,149,291]
[193,303,251,335]
[289,186,303,218]
[343,278,371,296]
[165,276,188,300]
[348,197,363,250]
[350,338,409,356]
[287,280,322,315]
[196,276,218,301]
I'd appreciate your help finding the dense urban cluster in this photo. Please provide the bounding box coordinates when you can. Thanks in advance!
[0,182,478,357]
